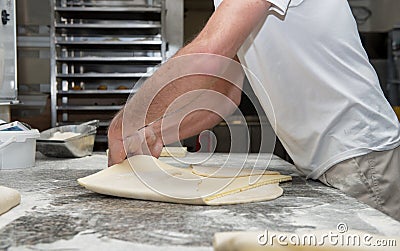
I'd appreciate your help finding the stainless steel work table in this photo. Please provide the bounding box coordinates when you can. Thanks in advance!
[0,153,399,250]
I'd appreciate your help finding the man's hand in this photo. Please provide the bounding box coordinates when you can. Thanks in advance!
[107,111,163,167]
[107,111,125,166]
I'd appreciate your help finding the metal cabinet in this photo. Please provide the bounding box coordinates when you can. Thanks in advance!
[387,26,400,107]
[0,0,17,104]
[50,0,167,145]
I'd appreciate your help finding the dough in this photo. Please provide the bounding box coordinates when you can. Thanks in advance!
[0,186,21,215]
[214,231,400,251]
[206,184,283,205]
[160,147,187,157]
[48,131,81,140]
[78,155,291,205]
[192,165,280,178]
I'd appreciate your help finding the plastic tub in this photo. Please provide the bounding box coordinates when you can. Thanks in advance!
[0,129,40,169]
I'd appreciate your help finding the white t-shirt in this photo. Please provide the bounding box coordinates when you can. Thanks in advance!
[213,0,400,179]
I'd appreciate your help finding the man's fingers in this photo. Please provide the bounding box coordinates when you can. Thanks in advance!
[124,132,145,158]
[108,140,126,167]
[108,127,162,166]
[107,112,125,166]
[149,135,164,158]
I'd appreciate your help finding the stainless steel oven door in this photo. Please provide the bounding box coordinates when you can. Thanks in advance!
[0,0,17,102]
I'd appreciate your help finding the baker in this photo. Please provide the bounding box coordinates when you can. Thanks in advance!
[107,0,400,221]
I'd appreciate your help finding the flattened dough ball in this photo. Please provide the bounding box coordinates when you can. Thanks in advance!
[78,155,291,205]
[0,186,21,215]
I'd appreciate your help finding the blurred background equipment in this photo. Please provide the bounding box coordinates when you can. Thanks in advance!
[388,26,400,119]
[37,120,99,158]
[0,0,18,122]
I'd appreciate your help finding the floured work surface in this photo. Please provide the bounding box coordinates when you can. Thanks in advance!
[2,153,400,250]
[0,186,21,215]
[78,155,292,205]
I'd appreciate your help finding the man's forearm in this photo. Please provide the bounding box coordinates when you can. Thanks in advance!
[121,52,244,137]
[148,76,243,145]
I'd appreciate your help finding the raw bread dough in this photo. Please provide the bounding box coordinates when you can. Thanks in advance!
[48,131,81,140]
[78,155,291,205]
[192,165,280,178]
[0,186,21,215]
[214,231,400,251]
[160,147,187,157]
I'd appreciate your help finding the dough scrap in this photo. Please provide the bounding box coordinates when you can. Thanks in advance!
[0,186,21,215]
[78,155,291,205]
[206,184,283,206]
[48,131,81,140]
[160,147,187,157]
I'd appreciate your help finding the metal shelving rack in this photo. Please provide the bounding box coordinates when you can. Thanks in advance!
[50,0,167,146]
[388,26,400,107]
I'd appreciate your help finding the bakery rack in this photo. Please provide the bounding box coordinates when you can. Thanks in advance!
[50,0,167,147]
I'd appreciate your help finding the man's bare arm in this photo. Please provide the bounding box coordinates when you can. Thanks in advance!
[108,0,271,165]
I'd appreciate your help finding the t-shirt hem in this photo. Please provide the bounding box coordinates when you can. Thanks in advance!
[306,141,400,180]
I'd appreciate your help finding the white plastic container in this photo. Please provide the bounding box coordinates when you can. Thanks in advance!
[0,129,40,169]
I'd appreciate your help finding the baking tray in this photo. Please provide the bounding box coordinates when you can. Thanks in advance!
[37,120,99,158]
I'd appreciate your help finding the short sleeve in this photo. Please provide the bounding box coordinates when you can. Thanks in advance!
[267,0,291,15]
[213,0,222,9]
[213,0,292,16]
